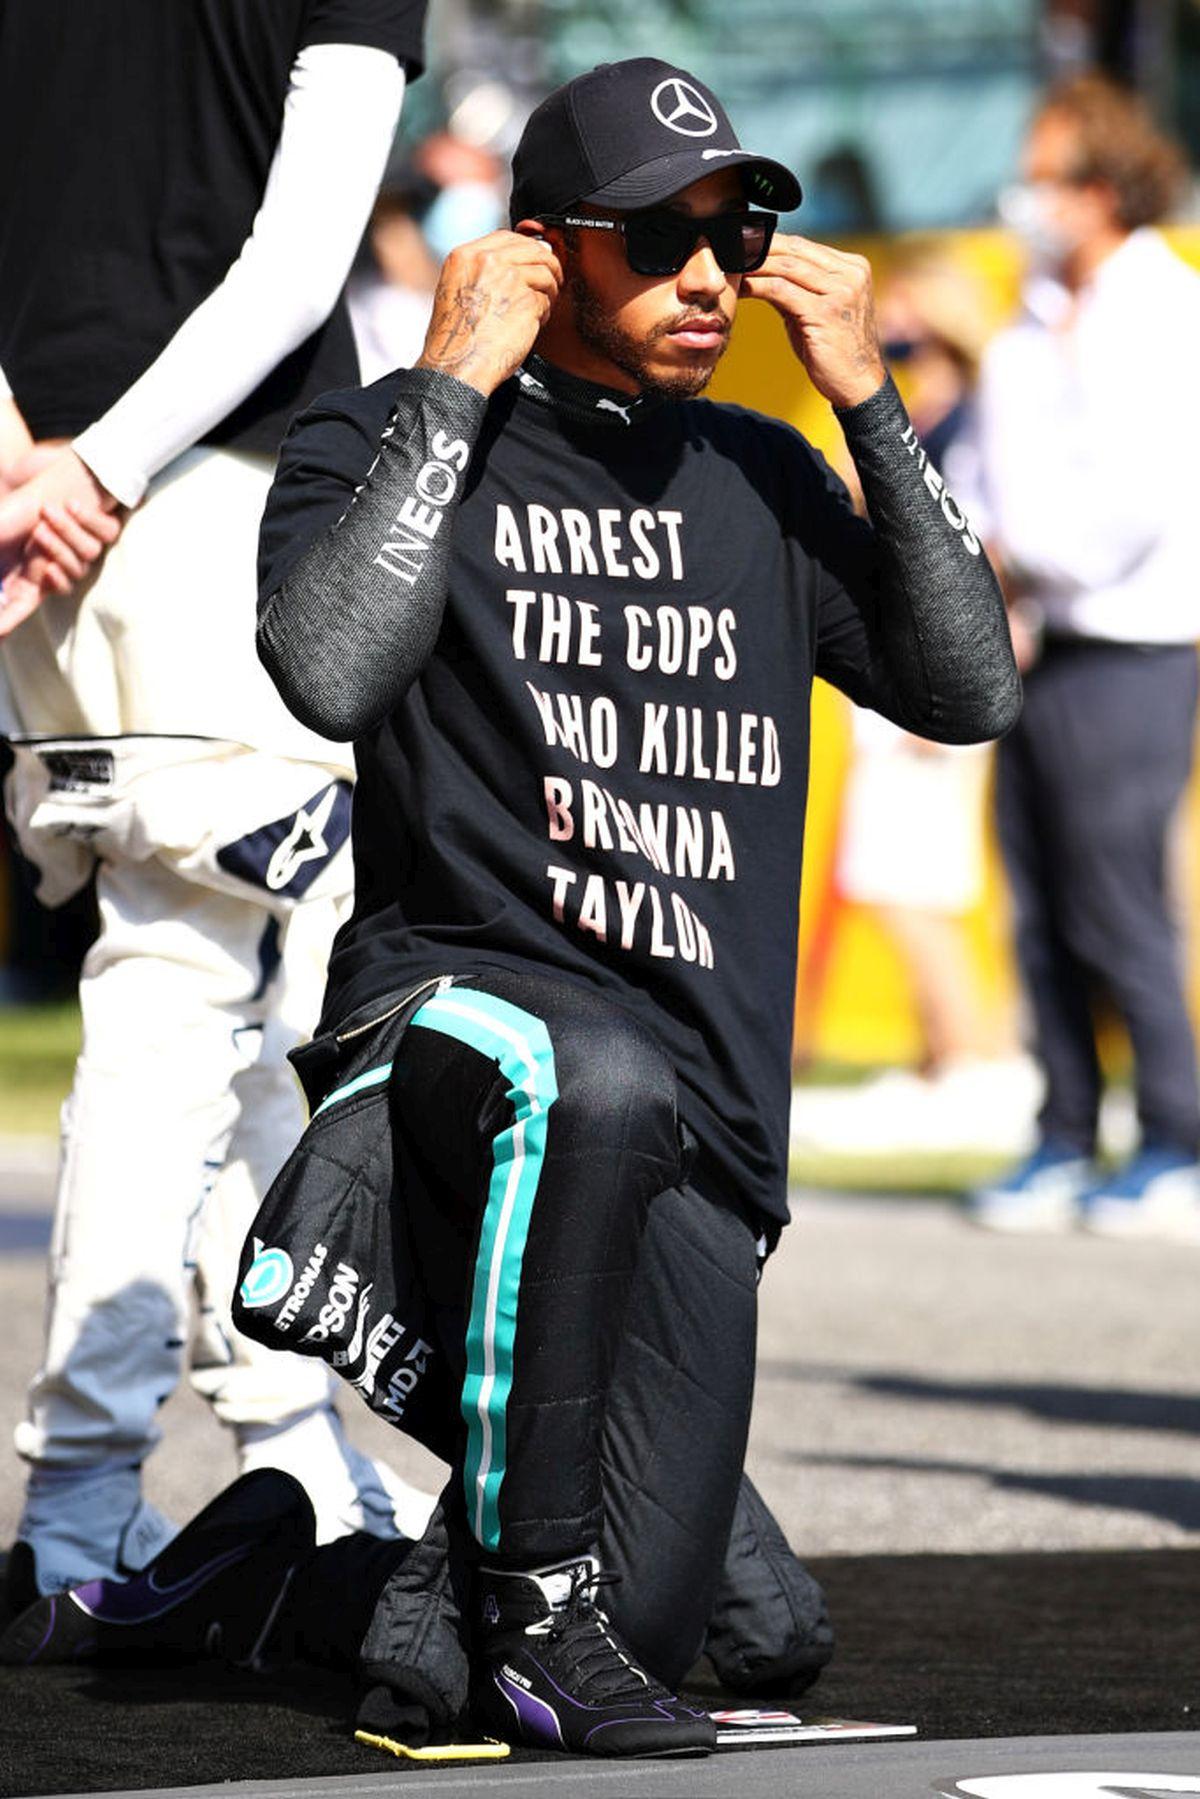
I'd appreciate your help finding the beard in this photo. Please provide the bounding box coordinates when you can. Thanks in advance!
[568,269,729,399]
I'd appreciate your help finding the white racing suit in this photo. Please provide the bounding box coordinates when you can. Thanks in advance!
[1,449,431,1594]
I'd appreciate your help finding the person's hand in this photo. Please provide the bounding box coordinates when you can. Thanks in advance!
[741,234,887,410]
[1007,601,1041,675]
[4,441,72,490]
[902,731,950,759]
[0,397,35,491]
[0,448,124,635]
[416,228,563,397]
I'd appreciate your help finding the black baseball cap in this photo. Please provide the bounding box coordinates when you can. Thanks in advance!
[509,58,802,224]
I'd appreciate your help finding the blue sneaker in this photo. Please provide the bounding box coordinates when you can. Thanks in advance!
[968,1141,1094,1233]
[0,1470,314,1669]
[1080,1147,1200,1242]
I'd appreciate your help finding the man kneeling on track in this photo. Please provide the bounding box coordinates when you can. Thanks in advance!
[240,54,1017,1759]
[18,58,1016,1760]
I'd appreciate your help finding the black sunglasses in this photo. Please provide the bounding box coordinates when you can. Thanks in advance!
[539,207,777,277]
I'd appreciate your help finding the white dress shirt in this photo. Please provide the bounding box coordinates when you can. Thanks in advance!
[980,228,1200,644]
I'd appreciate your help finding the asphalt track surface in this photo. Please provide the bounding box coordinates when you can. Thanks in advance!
[9,1736,1200,1799]
[2,1142,1199,1796]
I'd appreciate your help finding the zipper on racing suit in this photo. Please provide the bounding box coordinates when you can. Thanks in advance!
[334,973,454,1044]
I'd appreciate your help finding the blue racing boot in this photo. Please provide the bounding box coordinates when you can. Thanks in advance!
[7,1460,177,1613]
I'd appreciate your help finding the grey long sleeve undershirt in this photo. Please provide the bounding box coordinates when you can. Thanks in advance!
[832,374,1021,742]
[258,367,489,741]
[258,366,1020,746]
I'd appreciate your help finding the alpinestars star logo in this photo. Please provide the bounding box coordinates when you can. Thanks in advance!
[651,77,718,138]
[266,784,339,892]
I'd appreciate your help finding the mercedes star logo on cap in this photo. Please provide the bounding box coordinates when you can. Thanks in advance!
[650,76,719,138]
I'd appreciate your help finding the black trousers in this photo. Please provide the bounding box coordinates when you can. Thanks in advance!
[391,963,759,1650]
[290,1173,772,1692]
[241,962,823,1702]
[996,638,1200,1156]
[599,1178,759,1678]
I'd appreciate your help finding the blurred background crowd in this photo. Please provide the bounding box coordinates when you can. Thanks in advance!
[3,0,1200,1191]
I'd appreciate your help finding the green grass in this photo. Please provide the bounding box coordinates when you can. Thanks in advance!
[788,1062,1008,1194]
[0,1000,81,1135]
[789,1146,1007,1197]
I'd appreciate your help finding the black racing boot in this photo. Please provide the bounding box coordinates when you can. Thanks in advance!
[0,1470,314,1669]
[472,1555,715,1758]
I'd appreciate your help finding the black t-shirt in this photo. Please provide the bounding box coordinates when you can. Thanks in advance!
[260,375,893,1228]
[0,0,425,456]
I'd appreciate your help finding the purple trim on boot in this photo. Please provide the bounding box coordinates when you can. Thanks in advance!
[71,1545,250,1623]
[495,1670,564,1746]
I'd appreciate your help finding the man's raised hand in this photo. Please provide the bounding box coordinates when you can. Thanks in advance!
[741,235,887,411]
[417,229,563,397]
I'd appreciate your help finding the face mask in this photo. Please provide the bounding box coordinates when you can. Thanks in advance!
[422,181,505,262]
[998,181,1086,269]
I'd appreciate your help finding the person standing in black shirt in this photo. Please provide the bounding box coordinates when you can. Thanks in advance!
[248,58,1021,1758]
[0,0,430,1609]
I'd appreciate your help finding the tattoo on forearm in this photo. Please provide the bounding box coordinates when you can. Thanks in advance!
[452,285,488,331]
[425,283,516,381]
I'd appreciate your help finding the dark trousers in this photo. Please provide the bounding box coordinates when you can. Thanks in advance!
[243,962,796,1700]
[599,1179,759,1679]
[292,1174,767,1691]
[996,638,1200,1156]
[391,964,758,1630]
